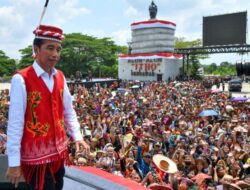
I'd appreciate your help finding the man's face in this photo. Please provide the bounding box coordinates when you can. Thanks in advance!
[35,40,62,73]
[143,155,151,164]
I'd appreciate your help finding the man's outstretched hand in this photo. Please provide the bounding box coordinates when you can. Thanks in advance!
[75,140,90,155]
[6,166,22,188]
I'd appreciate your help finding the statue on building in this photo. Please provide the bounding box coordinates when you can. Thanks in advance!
[149,1,157,20]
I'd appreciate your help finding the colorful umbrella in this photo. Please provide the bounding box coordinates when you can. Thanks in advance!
[211,88,222,93]
[131,85,140,89]
[198,110,218,117]
[117,88,130,93]
[231,97,248,102]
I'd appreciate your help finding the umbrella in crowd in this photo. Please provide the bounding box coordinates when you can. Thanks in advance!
[225,105,234,112]
[231,97,248,102]
[211,88,222,93]
[198,109,219,117]
[131,85,140,89]
[117,88,130,93]
[174,82,182,88]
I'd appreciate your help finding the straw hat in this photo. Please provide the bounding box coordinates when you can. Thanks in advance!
[143,136,155,143]
[96,150,106,155]
[123,133,134,145]
[231,115,238,123]
[77,157,87,165]
[103,143,113,151]
[152,154,178,174]
[243,158,250,169]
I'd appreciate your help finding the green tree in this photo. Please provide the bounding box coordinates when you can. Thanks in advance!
[214,61,236,76]
[18,46,33,69]
[175,38,205,50]
[203,62,217,74]
[219,61,231,68]
[175,38,208,78]
[0,50,16,77]
[202,62,236,76]
[59,33,127,78]
[188,55,201,78]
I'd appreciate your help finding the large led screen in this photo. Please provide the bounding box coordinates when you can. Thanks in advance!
[203,12,247,46]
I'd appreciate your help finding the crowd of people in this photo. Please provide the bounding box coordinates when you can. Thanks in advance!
[0,89,8,155]
[1,79,250,190]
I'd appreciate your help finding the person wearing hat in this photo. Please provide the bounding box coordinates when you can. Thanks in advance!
[135,140,152,178]
[6,25,90,190]
[149,141,162,156]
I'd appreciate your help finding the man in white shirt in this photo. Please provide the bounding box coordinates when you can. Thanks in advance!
[6,25,90,190]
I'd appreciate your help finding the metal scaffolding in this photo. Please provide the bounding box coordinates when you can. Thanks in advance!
[174,44,250,55]
[174,44,250,77]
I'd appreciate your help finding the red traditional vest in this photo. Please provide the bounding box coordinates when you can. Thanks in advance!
[18,66,68,165]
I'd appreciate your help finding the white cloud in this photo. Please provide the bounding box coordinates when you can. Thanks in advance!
[124,6,138,17]
[111,30,131,46]
[56,0,90,21]
[0,6,24,38]
[40,0,91,26]
[80,28,131,46]
[0,0,91,59]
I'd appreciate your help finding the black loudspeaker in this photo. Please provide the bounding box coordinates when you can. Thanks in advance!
[245,62,250,75]
[236,62,243,76]
[0,155,28,190]
[236,62,250,76]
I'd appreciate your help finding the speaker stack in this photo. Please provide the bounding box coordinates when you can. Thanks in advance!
[236,62,250,76]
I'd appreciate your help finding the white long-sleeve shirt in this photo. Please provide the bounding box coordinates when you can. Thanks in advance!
[7,62,82,167]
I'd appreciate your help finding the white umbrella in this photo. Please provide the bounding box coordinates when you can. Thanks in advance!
[175,83,182,87]
[226,105,234,112]
[131,85,140,89]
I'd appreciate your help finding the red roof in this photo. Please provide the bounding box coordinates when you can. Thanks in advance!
[131,20,176,27]
[118,53,182,59]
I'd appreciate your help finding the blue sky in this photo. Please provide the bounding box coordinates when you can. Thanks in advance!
[0,0,249,64]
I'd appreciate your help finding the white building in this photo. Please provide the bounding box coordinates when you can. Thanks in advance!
[118,19,182,81]
[119,53,182,81]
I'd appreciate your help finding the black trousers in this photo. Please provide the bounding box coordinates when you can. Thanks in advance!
[28,165,65,190]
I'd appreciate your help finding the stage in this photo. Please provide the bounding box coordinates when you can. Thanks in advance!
[0,155,148,190]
